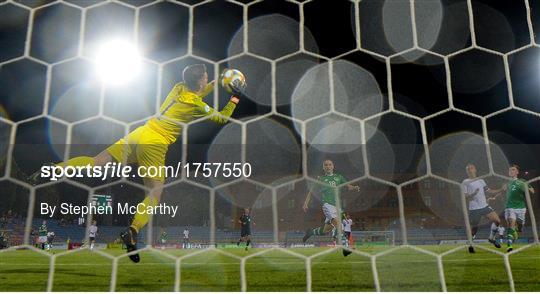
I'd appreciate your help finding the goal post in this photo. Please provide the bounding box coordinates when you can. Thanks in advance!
[352,230,395,247]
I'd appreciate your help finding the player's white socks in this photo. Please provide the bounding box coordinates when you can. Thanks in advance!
[488,223,505,240]
[90,243,94,250]
[498,226,505,238]
[489,223,497,240]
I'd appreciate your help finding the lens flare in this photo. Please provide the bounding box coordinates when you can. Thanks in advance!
[95,40,142,85]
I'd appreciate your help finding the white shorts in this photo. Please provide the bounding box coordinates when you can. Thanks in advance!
[505,208,526,223]
[38,236,47,243]
[322,203,338,224]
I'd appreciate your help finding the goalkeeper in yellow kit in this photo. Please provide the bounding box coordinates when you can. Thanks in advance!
[31,64,244,262]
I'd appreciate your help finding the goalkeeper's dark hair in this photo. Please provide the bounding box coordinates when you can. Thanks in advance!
[183,64,207,90]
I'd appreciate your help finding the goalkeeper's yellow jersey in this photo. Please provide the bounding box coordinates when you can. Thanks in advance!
[145,82,236,143]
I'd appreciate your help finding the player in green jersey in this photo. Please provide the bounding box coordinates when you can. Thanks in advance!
[237,208,254,251]
[302,159,360,256]
[159,227,168,246]
[502,164,535,252]
[38,220,48,250]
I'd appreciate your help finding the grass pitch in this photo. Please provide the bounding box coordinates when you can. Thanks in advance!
[0,244,539,291]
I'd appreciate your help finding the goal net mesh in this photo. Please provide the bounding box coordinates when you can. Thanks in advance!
[0,0,539,291]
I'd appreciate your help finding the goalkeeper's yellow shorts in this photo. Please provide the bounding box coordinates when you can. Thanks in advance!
[106,125,169,181]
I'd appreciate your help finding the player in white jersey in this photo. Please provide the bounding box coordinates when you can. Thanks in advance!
[182,228,190,249]
[89,220,98,250]
[46,231,55,251]
[342,213,353,247]
[462,164,505,253]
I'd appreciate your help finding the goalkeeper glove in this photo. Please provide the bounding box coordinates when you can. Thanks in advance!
[220,68,246,104]
[229,79,247,104]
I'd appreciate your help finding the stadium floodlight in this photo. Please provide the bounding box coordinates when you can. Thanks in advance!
[95,39,141,85]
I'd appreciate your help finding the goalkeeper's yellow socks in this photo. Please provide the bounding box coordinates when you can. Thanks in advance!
[57,156,95,167]
[130,196,158,233]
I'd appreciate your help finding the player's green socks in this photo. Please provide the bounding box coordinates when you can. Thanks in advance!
[57,156,95,167]
[507,228,515,246]
[131,196,158,233]
[312,227,325,236]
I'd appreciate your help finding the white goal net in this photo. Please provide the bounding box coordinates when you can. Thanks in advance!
[0,0,539,292]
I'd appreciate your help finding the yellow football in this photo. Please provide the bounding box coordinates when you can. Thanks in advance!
[221,69,246,93]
